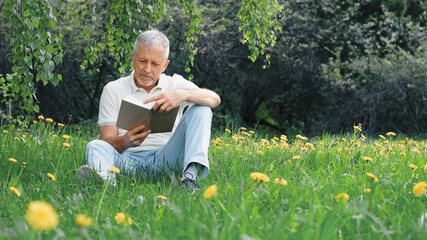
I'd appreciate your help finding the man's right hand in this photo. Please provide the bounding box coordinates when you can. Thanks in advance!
[99,124,151,153]
[123,124,152,147]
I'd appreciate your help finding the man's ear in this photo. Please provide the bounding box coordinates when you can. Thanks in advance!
[162,60,170,72]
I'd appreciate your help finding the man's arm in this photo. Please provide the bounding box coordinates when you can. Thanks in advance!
[145,88,221,113]
[100,124,151,153]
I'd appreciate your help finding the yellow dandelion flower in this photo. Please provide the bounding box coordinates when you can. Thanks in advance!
[45,118,53,123]
[305,142,315,150]
[296,134,308,141]
[300,147,308,152]
[240,127,247,130]
[413,148,421,154]
[38,115,44,120]
[108,166,120,174]
[363,188,372,193]
[3,130,9,134]
[379,135,386,140]
[23,162,27,165]
[249,131,255,134]
[362,156,373,162]
[63,142,71,148]
[13,137,20,141]
[57,123,64,127]
[353,125,362,132]
[386,132,396,137]
[203,184,218,199]
[366,173,379,183]
[226,144,230,148]
[409,164,418,170]
[281,142,290,149]
[338,148,342,154]
[47,173,56,181]
[25,201,58,231]
[213,137,222,146]
[292,155,301,160]
[8,158,17,163]
[62,135,71,140]
[361,134,366,141]
[157,195,167,200]
[225,128,231,133]
[256,150,264,156]
[9,187,21,197]
[130,183,135,187]
[274,178,287,186]
[232,135,238,141]
[335,193,349,202]
[33,120,38,124]
[114,212,132,225]
[413,182,427,197]
[75,214,94,227]
[250,172,270,182]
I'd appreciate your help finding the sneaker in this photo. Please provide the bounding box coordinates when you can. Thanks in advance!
[77,165,103,185]
[180,178,200,192]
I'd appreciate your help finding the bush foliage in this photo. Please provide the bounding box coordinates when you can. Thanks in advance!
[0,0,426,135]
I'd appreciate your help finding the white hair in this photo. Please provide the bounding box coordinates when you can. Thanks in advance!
[133,30,170,60]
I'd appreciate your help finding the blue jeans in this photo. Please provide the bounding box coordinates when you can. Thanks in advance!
[85,105,212,181]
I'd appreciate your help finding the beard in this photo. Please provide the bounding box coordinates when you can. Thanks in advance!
[136,72,155,86]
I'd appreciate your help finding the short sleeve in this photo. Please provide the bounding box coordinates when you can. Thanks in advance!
[98,84,120,127]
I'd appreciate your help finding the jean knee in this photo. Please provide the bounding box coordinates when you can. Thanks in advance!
[188,105,212,119]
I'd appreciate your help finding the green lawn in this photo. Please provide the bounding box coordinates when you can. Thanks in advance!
[1,119,426,239]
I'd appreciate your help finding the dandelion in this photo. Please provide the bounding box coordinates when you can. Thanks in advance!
[47,173,56,181]
[9,187,21,197]
[13,137,20,141]
[281,142,290,148]
[3,130,9,134]
[75,214,94,227]
[33,120,38,124]
[250,172,270,182]
[25,201,58,231]
[240,127,247,130]
[296,134,308,141]
[413,182,427,197]
[409,164,418,170]
[335,193,349,202]
[274,178,287,186]
[45,118,53,123]
[63,142,71,148]
[213,137,221,146]
[57,123,64,127]
[292,155,301,160]
[364,188,372,193]
[38,115,44,120]
[379,135,386,140]
[256,150,264,156]
[249,131,255,134]
[225,129,231,133]
[361,134,366,141]
[62,135,71,140]
[353,124,362,132]
[366,173,379,183]
[203,184,218,199]
[157,195,167,200]
[413,148,421,154]
[8,158,17,163]
[114,212,132,225]
[108,166,120,174]
[386,132,396,137]
[130,183,135,187]
[362,156,373,162]
[305,143,315,150]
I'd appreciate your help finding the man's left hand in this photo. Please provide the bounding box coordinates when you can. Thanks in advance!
[144,89,188,113]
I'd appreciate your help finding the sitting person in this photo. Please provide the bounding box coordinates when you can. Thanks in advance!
[77,29,221,190]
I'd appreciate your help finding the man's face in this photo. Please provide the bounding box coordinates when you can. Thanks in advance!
[131,42,169,88]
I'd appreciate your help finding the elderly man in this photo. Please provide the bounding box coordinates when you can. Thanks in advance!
[78,30,220,190]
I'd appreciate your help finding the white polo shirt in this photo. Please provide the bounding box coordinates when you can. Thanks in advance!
[98,71,199,152]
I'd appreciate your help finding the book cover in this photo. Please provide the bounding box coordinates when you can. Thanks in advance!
[116,95,179,133]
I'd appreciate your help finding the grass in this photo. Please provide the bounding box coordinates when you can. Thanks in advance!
[1,120,427,239]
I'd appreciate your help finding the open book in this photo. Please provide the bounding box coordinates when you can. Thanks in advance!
[116,95,179,133]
